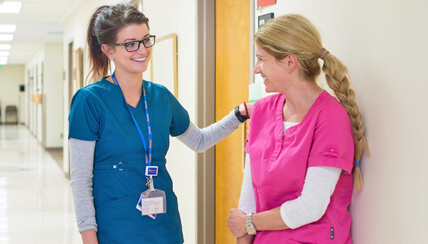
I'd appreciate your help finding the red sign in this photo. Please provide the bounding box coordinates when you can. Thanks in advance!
[257,0,276,7]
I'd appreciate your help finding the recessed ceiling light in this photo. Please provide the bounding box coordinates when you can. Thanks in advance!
[0,44,11,50]
[0,51,9,56]
[0,2,22,14]
[0,25,16,33]
[0,34,13,41]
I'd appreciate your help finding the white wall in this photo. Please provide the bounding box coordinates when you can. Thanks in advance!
[62,1,198,243]
[0,65,25,124]
[44,43,64,148]
[255,1,428,243]
[26,47,44,142]
[25,43,63,148]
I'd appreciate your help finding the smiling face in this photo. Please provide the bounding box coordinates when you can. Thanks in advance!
[103,23,152,75]
[254,45,290,93]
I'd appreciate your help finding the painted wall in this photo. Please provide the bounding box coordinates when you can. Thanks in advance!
[25,47,44,142]
[0,64,25,124]
[254,1,428,243]
[44,43,64,148]
[24,43,63,148]
[62,1,198,243]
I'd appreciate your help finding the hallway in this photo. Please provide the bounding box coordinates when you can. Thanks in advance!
[0,125,80,243]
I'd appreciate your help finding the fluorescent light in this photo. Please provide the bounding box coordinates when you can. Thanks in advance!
[0,57,8,63]
[0,60,7,65]
[0,51,9,56]
[0,2,22,14]
[0,25,16,33]
[0,44,11,50]
[0,34,13,41]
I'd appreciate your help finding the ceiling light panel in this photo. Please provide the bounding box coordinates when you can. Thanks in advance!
[0,25,16,33]
[0,34,13,41]
[0,51,10,56]
[0,2,22,14]
[0,44,11,50]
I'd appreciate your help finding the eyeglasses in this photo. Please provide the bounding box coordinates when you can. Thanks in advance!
[114,35,156,52]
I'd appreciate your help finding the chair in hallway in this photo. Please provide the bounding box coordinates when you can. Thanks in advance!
[5,105,18,124]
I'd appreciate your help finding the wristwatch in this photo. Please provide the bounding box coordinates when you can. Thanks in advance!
[245,213,257,235]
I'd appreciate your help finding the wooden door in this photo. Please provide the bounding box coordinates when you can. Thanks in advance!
[215,0,250,243]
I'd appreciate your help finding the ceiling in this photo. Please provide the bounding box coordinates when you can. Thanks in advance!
[0,0,86,65]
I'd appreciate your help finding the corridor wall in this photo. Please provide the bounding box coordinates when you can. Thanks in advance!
[25,43,63,148]
[0,65,24,124]
[253,1,428,243]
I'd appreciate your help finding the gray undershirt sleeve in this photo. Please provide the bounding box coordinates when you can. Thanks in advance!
[177,109,242,152]
[69,138,97,233]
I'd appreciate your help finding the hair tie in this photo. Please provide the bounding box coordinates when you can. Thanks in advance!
[355,160,360,168]
[318,48,330,60]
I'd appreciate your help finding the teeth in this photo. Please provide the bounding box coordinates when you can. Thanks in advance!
[133,57,146,61]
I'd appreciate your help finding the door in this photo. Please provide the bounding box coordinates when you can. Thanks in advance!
[215,0,250,243]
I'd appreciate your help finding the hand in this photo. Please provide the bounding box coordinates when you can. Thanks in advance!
[227,208,247,238]
[246,102,253,118]
[239,102,253,119]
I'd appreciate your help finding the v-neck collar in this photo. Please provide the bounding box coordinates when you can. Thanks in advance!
[103,78,144,109]
[275,91,328,138]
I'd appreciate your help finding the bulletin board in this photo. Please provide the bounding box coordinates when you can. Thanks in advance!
[150,33,178,98]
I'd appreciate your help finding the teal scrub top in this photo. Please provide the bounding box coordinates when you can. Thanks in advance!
[69,78,190,243]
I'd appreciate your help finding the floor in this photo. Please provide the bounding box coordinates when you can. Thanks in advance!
[0,125,81,244]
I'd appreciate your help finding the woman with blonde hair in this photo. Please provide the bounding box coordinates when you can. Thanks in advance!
[227,14,368,243]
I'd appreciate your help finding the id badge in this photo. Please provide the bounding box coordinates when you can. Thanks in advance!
[136,189,167,218]
[145,166,158,177]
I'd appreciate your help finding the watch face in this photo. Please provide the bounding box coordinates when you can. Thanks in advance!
[245,225,257,235]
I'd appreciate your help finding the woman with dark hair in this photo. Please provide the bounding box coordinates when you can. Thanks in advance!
[68,3,249,243]
[227,14,368,243]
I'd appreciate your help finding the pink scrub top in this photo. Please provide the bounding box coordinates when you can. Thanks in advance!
[245,91,355,243]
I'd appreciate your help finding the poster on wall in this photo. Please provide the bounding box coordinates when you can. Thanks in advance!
[257,0,276,7]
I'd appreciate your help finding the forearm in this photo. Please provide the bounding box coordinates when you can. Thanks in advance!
[178,109,242,152]
[252,206,289,231]
[81,229,98,244]
[237,234,254,244]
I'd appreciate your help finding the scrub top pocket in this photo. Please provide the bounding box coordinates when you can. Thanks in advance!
[93,164,142,210]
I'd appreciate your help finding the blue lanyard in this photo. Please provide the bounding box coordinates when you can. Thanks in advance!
[112,72,152,168]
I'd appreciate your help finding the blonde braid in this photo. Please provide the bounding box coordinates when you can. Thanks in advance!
[322,54,369,191]
[255,14,369,190]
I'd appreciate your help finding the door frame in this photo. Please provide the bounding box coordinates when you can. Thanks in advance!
[196,1,216,243]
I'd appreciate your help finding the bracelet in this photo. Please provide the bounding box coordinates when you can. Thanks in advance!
[243,101,249,118]
[234,106,247,123]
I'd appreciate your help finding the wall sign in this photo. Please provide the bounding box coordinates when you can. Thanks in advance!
[257,0,276,7]
[258,13,274,27]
